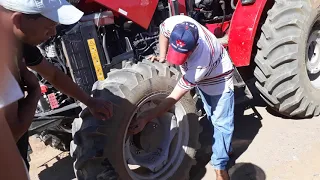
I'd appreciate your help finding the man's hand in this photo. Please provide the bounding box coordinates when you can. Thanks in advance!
[148,55,166,63]
[129,85,189,135]
[86,97,113,120]
[20,66,40,97]
[129,109,155,135]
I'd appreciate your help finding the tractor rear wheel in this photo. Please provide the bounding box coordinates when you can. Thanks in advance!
[70,60,201,180]
[254,0,320,118]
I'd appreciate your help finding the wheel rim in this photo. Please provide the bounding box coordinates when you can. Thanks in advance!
[306,20,320,89]
[123,93,189,179]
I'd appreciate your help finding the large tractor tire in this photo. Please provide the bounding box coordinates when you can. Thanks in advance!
[70,60,201,180]
[254,0,320,118]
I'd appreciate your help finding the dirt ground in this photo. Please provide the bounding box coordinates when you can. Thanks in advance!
[29,89,320,180]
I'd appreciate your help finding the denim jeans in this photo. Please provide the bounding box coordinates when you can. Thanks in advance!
[197,88,234,170]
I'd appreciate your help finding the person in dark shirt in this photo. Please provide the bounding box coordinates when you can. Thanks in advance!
[1,0,113,170]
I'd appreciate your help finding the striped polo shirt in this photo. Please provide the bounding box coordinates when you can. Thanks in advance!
[160,15,234,95]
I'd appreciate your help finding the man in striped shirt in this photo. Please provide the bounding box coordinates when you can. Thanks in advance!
[130,15,234,180]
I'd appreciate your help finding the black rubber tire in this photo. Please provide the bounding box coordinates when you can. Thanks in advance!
[254,0,320,118]
[70,60,200,180]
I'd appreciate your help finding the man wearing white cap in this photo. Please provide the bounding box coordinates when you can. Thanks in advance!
[1,0,113,170]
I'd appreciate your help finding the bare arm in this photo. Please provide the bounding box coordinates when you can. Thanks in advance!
[0,110,29,180]
[29,59,112,120]
[150,33,169,62]
[129,85,188,134]
[5,65,41,141]
[159,33,169,61]
[28,59,91,105]
[150,85,188,119]
[7,92,40,141]
[0,54,29,180]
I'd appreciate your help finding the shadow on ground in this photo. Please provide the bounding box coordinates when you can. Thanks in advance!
[229,162,266,180]
[266,106,314,120]
[38,154,75,180]
[190,93,266,179]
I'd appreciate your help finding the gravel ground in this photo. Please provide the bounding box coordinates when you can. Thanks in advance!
[29,94,320,180]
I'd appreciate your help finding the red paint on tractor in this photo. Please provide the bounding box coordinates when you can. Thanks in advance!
[206,21,230,34]
[206,21,230,48]
[177,0,187,14]
[90,0,159,29]
[228,0,267,67]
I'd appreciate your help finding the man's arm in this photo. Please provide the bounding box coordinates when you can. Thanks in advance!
[23,43,112,120]
[152,85,189,119]
[158,33,169,61]
[0,110,29,180]
[129,68,200,134]
[5,96,40,141]
[28,59,112,120]
[149,33,169,62]
[29,59,91,106]
[150,21,170,62]
[5,65,41,141]
[0,41,29,179]
[129,85,189,134]
[7,91,40,141]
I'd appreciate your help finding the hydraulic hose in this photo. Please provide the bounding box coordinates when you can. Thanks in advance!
[231,0,237,9]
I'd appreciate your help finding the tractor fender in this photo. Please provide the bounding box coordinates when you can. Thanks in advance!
[93,0,159,29]
[228,0,268,67]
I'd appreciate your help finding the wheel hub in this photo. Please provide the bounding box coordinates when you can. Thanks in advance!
[123,93,190,180]
[307,30,320,74]
[125,112,178,172]
[138,121,161,153]
[306,21,320,90]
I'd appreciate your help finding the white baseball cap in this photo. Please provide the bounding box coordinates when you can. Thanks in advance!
[1,0,84,25]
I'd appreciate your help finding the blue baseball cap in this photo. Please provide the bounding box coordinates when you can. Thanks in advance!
[167,21,199,65]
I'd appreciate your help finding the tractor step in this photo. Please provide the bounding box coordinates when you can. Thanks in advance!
[233,67,253,105]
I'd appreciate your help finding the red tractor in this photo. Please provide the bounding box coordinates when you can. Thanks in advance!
[29,0,320,179]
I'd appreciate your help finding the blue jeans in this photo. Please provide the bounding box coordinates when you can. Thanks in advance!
[197,88,234,170]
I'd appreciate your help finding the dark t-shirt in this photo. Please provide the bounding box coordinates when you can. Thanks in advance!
[22,43,43,66]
